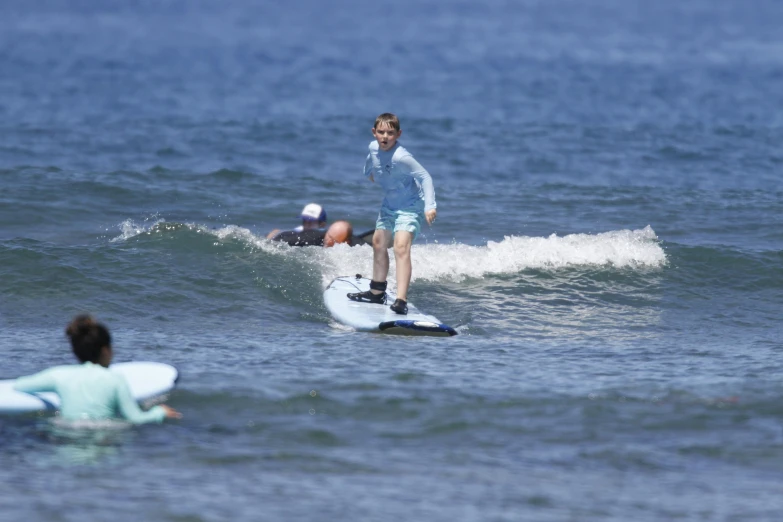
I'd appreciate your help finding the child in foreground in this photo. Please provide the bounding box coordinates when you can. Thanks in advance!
[348,113,437,315]
[14,315,181,424]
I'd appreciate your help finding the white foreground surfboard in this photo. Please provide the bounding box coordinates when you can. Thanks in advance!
[324,275,457,337]
[0,361,179,414]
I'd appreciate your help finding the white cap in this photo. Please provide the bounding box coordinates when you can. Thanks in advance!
[300,203,326,222]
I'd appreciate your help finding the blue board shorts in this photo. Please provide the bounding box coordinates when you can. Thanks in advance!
[375,203,424,240]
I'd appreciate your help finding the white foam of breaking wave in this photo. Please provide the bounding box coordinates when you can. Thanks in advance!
[319,225,666,285]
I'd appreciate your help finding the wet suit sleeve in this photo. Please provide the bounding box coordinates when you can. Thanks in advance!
[271,229,325,246]
[114,376,166,424]
[398,155,436,211]
[13,368,58,393]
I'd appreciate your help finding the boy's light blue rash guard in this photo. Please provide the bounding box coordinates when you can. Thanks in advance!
[365,141,436,212]
[13,362,166,424]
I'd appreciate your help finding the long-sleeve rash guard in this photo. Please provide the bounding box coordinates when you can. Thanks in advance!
[14,362,166,424]
[364,141,436,212]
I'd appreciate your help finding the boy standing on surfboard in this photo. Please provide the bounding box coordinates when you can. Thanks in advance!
[347,113,437,315]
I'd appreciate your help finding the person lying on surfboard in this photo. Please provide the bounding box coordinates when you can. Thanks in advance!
[266,203,329,245]
[13,315,181,424]
[267,202,373,247]
[347,113,437,315]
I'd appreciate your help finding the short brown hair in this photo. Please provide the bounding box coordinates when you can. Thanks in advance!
[374,113,400,131]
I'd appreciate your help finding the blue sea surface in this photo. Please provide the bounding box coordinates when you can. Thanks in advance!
[1,0,782,520]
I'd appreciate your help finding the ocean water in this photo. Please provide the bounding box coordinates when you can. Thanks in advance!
[1,0,782,520]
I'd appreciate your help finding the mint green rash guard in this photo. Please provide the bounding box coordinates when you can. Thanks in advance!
[13,362,166,424]
[364,141,436,212]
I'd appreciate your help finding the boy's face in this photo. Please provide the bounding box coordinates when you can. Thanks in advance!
[372,123,401,151]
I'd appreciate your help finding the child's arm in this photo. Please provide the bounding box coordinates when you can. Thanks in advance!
[114,377,168,424]
[364,152,375,183]
[399,156,436,211]
[400,155,437,225]
[13,368,59,393]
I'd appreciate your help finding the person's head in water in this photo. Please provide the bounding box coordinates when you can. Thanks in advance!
[300,203,327,230]
[66,315,113,367]
[324,220,353,247]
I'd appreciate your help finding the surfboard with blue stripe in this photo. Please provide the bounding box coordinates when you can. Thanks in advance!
[324,275,457,337]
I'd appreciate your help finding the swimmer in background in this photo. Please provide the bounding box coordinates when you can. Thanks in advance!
[267,203,372,247]
[14,315,181,424]
[267,203,328,245]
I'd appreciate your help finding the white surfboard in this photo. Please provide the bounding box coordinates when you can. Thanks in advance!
[0,361,179,414]
[324,275,457,337]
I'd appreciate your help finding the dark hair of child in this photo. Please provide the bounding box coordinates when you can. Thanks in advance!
[65,314,111,363]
